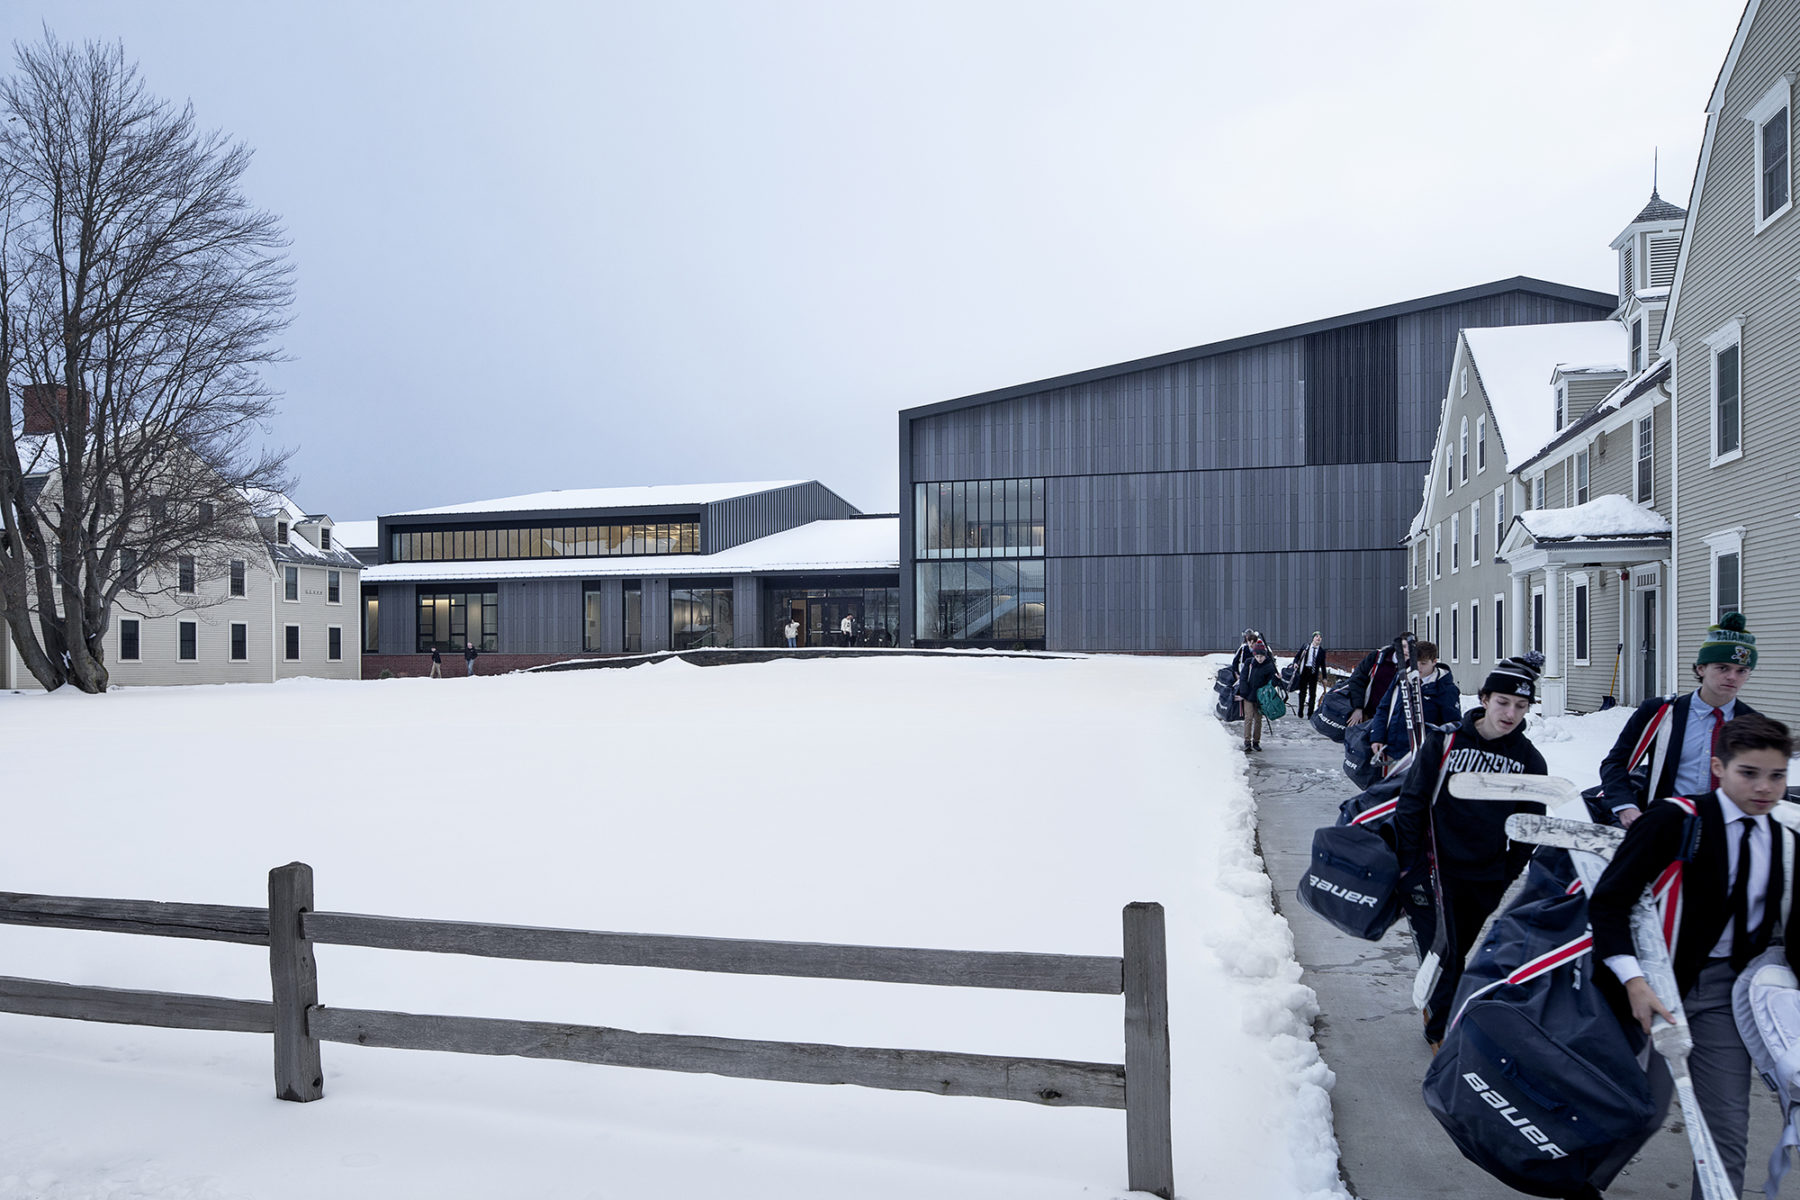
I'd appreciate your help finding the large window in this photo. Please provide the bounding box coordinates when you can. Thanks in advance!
[390,520,700,563]
[915,560,1046,646]
[915,479,1045,559]
[1749,77,1792,230]
[1711,327,1742,461]
[416,589,499,653]
[670,582,734,650]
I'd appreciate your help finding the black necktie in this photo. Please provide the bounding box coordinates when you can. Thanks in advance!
[1730,818,1756,971]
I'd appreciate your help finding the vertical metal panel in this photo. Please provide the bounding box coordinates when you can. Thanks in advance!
[703,483,859,554]
[496,579,583,654]
[733,575,760,648]
[643,579,670,653]
[379,583,414,655]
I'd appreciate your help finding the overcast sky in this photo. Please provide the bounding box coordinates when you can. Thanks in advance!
[2,1,1750,519]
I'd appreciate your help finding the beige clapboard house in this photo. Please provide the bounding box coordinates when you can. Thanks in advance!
[1662,0,1799,729]
[1,488,362,690]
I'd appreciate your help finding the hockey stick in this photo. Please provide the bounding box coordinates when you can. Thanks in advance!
[1491,798,1735,1200]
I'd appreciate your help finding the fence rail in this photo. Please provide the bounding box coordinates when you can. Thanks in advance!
[0,864,1174,1198]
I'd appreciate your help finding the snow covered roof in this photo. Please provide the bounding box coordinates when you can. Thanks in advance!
[361,517,899,584]
[1517,360,1671,473]
[1516,495,1670,542]
[1463,322,1626,471]
[387,481,811,518]
[332,519,378,549]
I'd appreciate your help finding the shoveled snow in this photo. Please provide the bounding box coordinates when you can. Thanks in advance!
[1463,323,1625,470]
[387,480,813,517]
[1516,494,1671,541]
[361,517,899,583]
[0,655,1345,1200]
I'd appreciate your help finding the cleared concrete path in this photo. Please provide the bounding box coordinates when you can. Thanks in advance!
[1248,713,1782,1199]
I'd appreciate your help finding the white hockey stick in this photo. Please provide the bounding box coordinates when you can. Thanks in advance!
[1496,799,1734,1200]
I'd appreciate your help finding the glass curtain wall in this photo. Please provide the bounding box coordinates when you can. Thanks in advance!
[391,521,700,563]
[416,589,499,652]
[760,583,900,646]
[914,479,1047,646]
[670,582,734,650]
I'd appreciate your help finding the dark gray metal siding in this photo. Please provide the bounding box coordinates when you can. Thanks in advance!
[643,578,671,653]
[899,286,1614,651]
[497,579,583,654]
[377,583,415,655]
[703,482,858,553]
[732,575,761,648]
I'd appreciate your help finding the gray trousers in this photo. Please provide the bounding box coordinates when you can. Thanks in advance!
[1592,959,1750,1198]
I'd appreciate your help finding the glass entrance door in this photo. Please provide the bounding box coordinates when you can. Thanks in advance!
[807,597,864,646]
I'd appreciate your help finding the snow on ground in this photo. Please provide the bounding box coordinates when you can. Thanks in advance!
[0,655,1345,1200]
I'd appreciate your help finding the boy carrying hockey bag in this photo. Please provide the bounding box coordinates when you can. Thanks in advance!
[1311,679,1355,743]
[1423,882,1653,1198]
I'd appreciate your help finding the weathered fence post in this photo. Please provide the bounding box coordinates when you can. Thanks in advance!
[269,862,323,1102]
[1123,901,1173,1199]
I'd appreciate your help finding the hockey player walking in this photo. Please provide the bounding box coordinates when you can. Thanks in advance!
[1394,654,1548,1050]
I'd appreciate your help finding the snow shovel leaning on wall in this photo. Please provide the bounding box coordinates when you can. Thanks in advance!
[1601,642,1624,710]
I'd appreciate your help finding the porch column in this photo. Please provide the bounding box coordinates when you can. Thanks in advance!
[1542,562,1565,716]
[1509,570,1527,664]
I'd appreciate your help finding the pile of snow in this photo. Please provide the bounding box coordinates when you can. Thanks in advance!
[1516,494,1671,542]
[0,656,1345,1200]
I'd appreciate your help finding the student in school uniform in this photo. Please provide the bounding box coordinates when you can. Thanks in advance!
[1597,612,1761,828]
[1588,713,1799,1199]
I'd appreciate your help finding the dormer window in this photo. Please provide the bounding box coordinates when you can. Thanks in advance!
[1554,384,1566,431]
[1747,76,1793,232]
[1631,320,1644,373]
[277,521,288,544]
[320,526,331,551]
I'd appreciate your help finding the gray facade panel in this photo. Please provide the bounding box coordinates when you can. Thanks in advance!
[703,482,858,553]
[732,575,761,648]
[497,578,582,655]
[643,578,671,653]
[377,583,416,656]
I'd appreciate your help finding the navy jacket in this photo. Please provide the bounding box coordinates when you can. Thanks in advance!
[1234,655,1278,701]
[1597,692,1762,813]
[1376,668,1461,750]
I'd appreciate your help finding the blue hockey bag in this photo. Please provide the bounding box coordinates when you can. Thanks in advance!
[1296,824,1404,941]
[1342,719,1385,790]
[1213,666,1238,722]
[1310,680,1355,743]
[1423,886,1652,1198]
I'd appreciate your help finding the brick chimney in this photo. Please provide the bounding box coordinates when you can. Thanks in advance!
[20,383,87,435]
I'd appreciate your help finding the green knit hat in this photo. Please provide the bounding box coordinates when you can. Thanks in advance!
[1696,611,1757,669]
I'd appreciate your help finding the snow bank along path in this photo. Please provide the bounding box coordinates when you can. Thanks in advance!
[0,655,1344,1200]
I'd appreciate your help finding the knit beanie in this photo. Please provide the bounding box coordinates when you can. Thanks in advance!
[1696,611,1757,669]
[1251,640,1269,655]
[1481,653,1542,701]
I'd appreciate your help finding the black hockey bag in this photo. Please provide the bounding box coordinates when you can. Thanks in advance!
[1279,662,1298,689]
[1296,824,1404,941]
[1334,771,1405,850]
[1423,886,1652,1198]
[1342,719,1385,791]
[1310,680,1355,743]
[1213,667,1238,722]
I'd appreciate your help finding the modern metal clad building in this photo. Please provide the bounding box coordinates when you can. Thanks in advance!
[898,278,1617,653]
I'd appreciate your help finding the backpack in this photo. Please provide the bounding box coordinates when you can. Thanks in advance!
[1258,682,1287,720]
[1732,827,1799,1199]
[1310,680,1355,743]
[1423,886,1654,1197]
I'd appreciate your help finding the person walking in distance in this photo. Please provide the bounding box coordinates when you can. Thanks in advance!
[783,616,799,648]
[463,642,478,676]
[1393,654,1548,1050]
[1290,631,1327,718]
[1597,612,1761,828]
[1234,639,1278,754]
[429,646,442,679]
[1587,714,1799,1199]
[840,613,854,647]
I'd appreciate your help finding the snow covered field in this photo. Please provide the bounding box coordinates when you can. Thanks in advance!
[0,655,1344,1200]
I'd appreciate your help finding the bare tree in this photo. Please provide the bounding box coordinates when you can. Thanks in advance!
[0,33,293,692]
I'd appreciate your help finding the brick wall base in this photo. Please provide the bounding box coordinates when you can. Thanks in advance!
[363,652,613,680]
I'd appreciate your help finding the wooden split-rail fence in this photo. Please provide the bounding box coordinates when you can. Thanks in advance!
[0,865,1174,1198]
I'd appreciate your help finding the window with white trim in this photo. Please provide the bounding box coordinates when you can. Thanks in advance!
[230,622,248,662]
[1471,499,1481,565]
[1555,384,1566,431]
[1705,528,1744,621]
[178,555,196,594]
[1444,453,1453,497]
[327,570,341,604]
[1631,319,1644,374]
[1434,525,1442,578]
[119,619,140,662]
[1575,449,1591,505]
[1494,593,1505,663]
[229,559,246,598]
[1635,416,1654,503]
[1494,485,1506,548]
[1748,76,1793,231]
[1476,416,1487,472]
[178,620,198,662]
[1459,417,1469,484]
[1471,598,1481,663]
[284,624,301,661]
[1433,609,1441,647]
[328,626,343,661]
[320,526,332,552]
[1460,367,1468,396]
[1571,574,1590,665]
[1532,475,1544,510]
[1451,512,1460,572]
[1451,604,1460,662]
[1708,321,1743,462]
[284,565,299,602]
[1531,587,1544,654]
